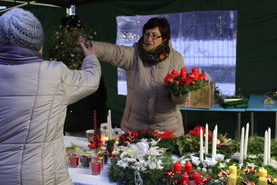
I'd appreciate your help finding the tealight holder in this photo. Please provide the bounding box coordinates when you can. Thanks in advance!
[68,154,79,168]
[80,154,91,168]
[90,160,101,175]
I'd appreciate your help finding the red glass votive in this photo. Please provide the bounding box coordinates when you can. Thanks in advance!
[95,156,104,169]
[90,161,101,175]
[100,151,109,164]
[68,154,79,168]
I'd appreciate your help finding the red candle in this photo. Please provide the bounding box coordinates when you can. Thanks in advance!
[95,156,104,169]
[184,162,193,174]
[174,162,182,173]
[68,154,79,168]
[93,110,98,142]
[192,171,202,183]
[180,172,189,184]
[90,161,101,175]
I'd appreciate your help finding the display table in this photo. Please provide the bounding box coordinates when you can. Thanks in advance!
[246,94,277,139]
[68,165,116,185]
[64,136,117,185]
[180,104,245,138]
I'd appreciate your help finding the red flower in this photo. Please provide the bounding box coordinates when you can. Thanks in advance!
[153,130,176,139]
[163,67,208,96]
[192,67,199,73]
[171,69,179,78]
[189,126,213,141]
[88,135,104,149]
[119,130,139,145]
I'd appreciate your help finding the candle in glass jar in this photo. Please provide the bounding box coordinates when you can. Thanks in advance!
[184,162,193,174]
[90,161,101,175]
[95,156,104,169]
[80,154,91,168]
[68,154,79,168]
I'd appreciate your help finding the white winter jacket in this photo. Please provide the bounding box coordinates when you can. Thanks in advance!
[0,54,101,185]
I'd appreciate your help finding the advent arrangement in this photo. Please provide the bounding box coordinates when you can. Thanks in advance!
[66,121,277,184]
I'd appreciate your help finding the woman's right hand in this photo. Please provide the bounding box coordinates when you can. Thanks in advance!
[78,36,97,57]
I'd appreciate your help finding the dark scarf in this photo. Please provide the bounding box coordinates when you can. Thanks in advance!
[138,38,170,65]
[0,46,43,65]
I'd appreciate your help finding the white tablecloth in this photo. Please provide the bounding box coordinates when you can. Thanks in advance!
[64,136,117,185]
[68,165,117,185]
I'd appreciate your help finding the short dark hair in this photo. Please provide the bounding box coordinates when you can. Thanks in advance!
[142,17,171,40]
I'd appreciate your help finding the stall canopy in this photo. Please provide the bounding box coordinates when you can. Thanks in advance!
[0,0,90,9]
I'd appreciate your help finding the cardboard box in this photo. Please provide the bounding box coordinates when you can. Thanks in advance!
[180,82,215,109]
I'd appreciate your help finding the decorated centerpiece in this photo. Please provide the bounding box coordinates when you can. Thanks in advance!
[164,67,208,97]
[108,126,277,185]
[164,67,214,108]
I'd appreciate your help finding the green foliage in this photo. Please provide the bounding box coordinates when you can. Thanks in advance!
[49,26,93,70]
[175,134,200,154]
[205,178,227,185]
[171,79,208,96]
[247,136,265,155]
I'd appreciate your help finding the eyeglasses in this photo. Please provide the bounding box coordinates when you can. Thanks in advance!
[143,33,162,40]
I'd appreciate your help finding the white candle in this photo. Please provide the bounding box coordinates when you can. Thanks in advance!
[200,128,204,162]
[205,123,209,155]
[264,130,268,166]
[215,125,218,137]
[267,128,271,163]
[212,127,217,162]
[244,123,249,159]
[107,110,112,139]
[239,127,244,164]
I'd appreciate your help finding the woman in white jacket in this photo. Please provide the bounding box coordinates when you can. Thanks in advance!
[0,8,101,185]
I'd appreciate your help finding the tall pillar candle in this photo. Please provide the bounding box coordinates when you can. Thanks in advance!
[205,123,209,155]
[244,123,249,159]
[239,127,244,164]
[200,128,204,162]
[211,127,217,162]
[263,130,268,166]
[107,110,112,139]
[93,110,98,141]
[267,128,271,163]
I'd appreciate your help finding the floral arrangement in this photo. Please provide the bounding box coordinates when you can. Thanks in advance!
[88,134,104,149]
[108,128,277,185]
[164,67,208,96]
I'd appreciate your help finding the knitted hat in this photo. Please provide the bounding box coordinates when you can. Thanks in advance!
[0,8,44,51]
